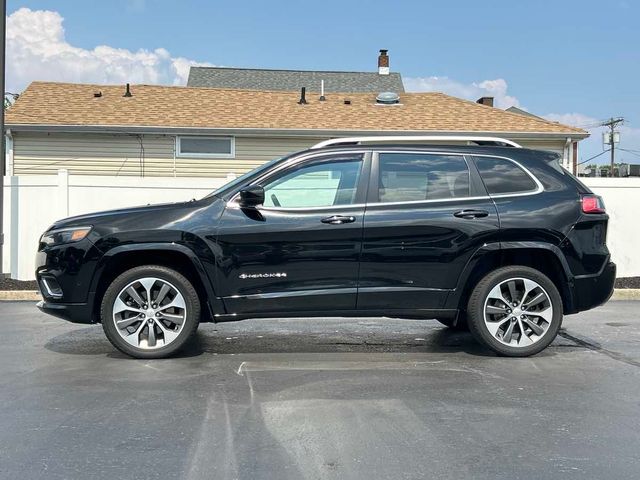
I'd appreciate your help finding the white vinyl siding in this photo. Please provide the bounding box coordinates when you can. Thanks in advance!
[11,132,323,177]
[10,132,570,178]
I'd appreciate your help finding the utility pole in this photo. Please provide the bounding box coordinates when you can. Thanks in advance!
[0,0,5,273]
[602,117,624,177]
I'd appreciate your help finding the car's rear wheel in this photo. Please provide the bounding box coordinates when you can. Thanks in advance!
[467,266,562,357]
[101,265,200,359]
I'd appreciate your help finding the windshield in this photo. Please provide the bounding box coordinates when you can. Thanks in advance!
[206,154,291,199]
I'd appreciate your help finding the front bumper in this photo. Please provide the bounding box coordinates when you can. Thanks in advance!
[570,261,616,313]
[36,297,96,324]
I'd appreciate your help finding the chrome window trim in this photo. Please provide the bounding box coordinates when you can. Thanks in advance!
[365,195,492,208]
[227,149,544,211]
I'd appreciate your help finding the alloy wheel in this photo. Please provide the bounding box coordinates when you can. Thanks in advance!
[112,277,187,350]
[483,277,553,347]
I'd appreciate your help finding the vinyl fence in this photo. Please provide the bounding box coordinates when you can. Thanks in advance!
[2,172,639,280]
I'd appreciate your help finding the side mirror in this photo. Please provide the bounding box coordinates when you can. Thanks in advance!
[239,185,264,208]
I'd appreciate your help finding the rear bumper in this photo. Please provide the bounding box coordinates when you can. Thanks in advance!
[36,296,95,324]
[569,261,616,314]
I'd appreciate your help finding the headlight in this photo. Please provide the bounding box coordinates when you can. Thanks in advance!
[40,226,92,246]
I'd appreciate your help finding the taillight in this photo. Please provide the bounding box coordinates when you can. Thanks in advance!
[581,195,606,214]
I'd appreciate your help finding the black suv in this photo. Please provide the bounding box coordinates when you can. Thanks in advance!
[36,138,616,358]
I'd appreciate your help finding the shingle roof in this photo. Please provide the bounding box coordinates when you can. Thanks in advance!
[187,66,405,93]
[6,81,587,136]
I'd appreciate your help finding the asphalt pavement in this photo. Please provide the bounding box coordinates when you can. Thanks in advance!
[1,300,639,480]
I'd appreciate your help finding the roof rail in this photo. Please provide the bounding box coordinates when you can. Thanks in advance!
[311,135,523,149]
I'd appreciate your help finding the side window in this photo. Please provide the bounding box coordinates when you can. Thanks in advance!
[474,157,538,195]
[262,155,363,208]
[377,153,470,203]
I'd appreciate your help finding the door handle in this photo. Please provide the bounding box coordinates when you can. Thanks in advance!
[321,215,356,225]
[453,209,489,219]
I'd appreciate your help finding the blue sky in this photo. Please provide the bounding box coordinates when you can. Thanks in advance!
[5,0,640,164]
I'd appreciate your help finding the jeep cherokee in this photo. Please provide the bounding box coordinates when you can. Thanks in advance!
[35,137,616,358]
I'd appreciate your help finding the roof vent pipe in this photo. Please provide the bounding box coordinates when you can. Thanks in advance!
[319,80,326,101]
[123,83,132,97]
[298,87,308,105]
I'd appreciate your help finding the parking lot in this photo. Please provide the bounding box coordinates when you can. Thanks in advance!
[1,300,639,480]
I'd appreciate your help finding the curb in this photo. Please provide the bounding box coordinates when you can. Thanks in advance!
[1,289,640,302]
[610,289,640,301]
[0,290,41,301]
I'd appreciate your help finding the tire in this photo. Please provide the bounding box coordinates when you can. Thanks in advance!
[101,265,200,359]
[466,266,562,357]
[435,314,468,331]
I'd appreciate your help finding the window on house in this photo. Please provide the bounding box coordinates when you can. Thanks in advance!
[177,136,234,158]
[377,153,470,203]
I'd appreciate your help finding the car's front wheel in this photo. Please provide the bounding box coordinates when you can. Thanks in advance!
[467,266,562,357]
[101,265,200,359]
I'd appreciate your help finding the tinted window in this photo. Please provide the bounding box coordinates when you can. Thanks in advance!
[377,153,470,203]
[263,155,362,208]
[178,136,233,157]
[475,157,537,195]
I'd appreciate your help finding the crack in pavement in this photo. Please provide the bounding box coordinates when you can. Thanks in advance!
[558,329,640,368]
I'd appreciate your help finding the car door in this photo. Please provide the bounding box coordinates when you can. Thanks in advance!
[358,151,499,311]
[215,151,370,314]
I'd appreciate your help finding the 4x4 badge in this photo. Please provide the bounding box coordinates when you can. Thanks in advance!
[239,272,287,279]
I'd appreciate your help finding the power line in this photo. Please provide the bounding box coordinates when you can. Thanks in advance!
[618,148,640,160]
[577,148,611,166]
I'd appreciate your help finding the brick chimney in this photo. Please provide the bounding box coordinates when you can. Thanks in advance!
[378,49,389,75]
[476,96,494,107]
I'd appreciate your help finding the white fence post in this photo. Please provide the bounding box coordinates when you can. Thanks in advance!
[58,169,69,218]
[9,176,19,277]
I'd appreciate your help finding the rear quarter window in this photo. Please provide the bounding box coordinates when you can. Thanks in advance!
[474,157,538,195]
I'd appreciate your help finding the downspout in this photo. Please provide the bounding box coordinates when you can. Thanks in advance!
[173,135,177,178]
[564,137,572,172]
[5,129,13,176]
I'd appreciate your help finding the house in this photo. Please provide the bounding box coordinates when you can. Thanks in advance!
[187,50,405,93]
[4,81,588,178]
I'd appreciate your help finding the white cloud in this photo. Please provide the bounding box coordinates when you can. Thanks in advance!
[404,76,521,109]
[5,7,213,93]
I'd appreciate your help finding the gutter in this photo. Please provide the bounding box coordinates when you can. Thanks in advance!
[4,124,590,140]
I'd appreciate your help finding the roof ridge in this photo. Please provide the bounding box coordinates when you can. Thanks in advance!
[22,81,412,96]
[189,66,402,75]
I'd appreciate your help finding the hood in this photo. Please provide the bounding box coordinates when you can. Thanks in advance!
[49,201,195,230]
